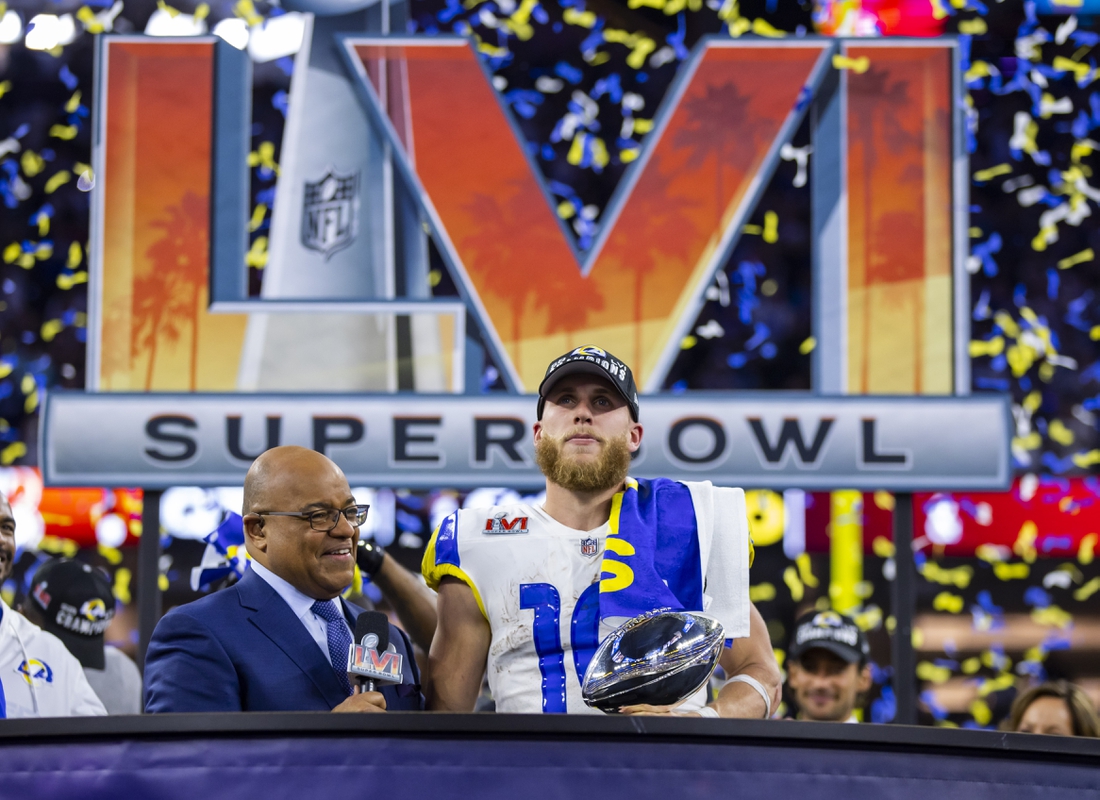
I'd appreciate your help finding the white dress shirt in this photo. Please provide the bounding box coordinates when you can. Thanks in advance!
[248,561,352,667]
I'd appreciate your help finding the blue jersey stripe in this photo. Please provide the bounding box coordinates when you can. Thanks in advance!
[434,512,461,568]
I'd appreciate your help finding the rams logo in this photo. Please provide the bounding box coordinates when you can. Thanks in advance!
[18,659,53,685]
[811,611,845,629]
[80,598,109,621]
[571,345,607,357]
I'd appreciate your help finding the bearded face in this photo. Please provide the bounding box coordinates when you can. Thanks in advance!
[534,430,632,493]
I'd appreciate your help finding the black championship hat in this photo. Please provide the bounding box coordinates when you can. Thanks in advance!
[28,557,115,670]
[789,610,870,665]
[537,345,640,421]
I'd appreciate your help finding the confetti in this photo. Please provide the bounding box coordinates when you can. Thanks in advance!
[832,54,870,74]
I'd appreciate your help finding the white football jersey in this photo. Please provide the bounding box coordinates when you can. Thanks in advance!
[424,484,751,715]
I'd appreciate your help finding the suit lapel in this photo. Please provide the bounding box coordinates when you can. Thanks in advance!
[236,570,349,708]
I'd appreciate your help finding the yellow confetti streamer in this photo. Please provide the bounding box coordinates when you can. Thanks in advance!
[49,125,78,140]
[783,565,804,602]
[932,591,964,613]
[40,319,64,343]
[77,6,106,33]
[1073,577,1100,602]
[833,54,870,74]
[1052,56,1094,84]
[44,171,71,194]
[969,337,1004,357]
[157,0,180,16]
[1032,605,1073,629]
[751,18,784,37]
[194,2,210,20]
[796,552,819,588]
[246,236,268,269]
[1079,533,1097,565]
[113,567,132,605]
[1072,450,1100,468]
[916,661,952,684]
[249,203,268,232]
[0,80,11,100]
[1057,248,1094,269]
[976,544,1008,563]
[1091,326,1100,341]
[799,336,816,354]
[21,151,44,178]
[97,544,124,565]
[1014,520,1038,562]
[973,163,1011,182]
[67,241,83,269]
[959,18,988,35]
[993,310,1020,338]
[993,562,1030,581]
[961,657,981,674]
[233,0,263,25]
[562,7,596,26]
[872,535,895,558]
[970,699,992,725]
[978,672,1015,697]
[0,441,26,465]
[920,562,973,589]
[247,141,280,176]
[56,271,88,290]
[1022,389,1042,413]
[64,91,82,114]
[1048,419,1075,446]
[680,335,696,350]
[853,606,882,632]
[762,210,778,243]
[749,583,776,603]
[567,133,609,169]
[727,16,750,36]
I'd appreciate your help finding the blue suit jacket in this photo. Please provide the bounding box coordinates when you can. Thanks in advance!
[144,569,422,713]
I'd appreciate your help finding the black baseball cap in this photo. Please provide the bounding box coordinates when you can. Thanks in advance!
[789,610,869,665]
[537,345,640,422]
[28,557,115,670]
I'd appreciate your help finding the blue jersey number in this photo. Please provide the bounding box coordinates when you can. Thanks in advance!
[520,582,600,713]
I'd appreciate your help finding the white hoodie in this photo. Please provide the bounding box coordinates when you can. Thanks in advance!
[0,600,106,718]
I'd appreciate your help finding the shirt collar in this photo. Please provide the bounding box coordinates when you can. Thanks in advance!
[249,560,334,621]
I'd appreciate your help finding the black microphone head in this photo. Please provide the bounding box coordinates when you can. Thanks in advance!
[354,611,390,653]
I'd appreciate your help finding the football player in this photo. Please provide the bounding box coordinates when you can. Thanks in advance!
[423,346,781,717]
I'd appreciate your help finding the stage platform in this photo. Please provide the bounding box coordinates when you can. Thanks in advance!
[1,713,1098,799]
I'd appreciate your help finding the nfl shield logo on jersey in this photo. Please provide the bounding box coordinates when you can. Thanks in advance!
[301,169,359,259]
[580,537,599,557]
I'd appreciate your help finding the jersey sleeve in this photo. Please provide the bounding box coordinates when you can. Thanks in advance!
[421,511,488,619]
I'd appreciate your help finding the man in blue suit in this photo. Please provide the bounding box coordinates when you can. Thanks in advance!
[144,446,422,713]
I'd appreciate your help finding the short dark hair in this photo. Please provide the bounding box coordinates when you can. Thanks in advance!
[1003,681,1099,737]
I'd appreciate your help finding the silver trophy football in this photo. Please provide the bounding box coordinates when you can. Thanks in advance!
[581,610,725,713]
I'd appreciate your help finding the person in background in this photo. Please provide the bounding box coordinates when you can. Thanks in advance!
[786,610,871,723]
[0,493,106,718]
[1003,681,1099,737]
[21,557,142,715]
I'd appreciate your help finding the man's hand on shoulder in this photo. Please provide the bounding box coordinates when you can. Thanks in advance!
[332,690,388,713]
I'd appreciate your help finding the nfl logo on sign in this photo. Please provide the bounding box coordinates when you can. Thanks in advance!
[580,537,599,557]
[301,169,359,259]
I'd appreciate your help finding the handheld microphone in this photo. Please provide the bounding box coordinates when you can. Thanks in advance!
[347,611,403,693]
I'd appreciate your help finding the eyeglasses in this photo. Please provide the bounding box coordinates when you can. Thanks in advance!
[255,504,370,532]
